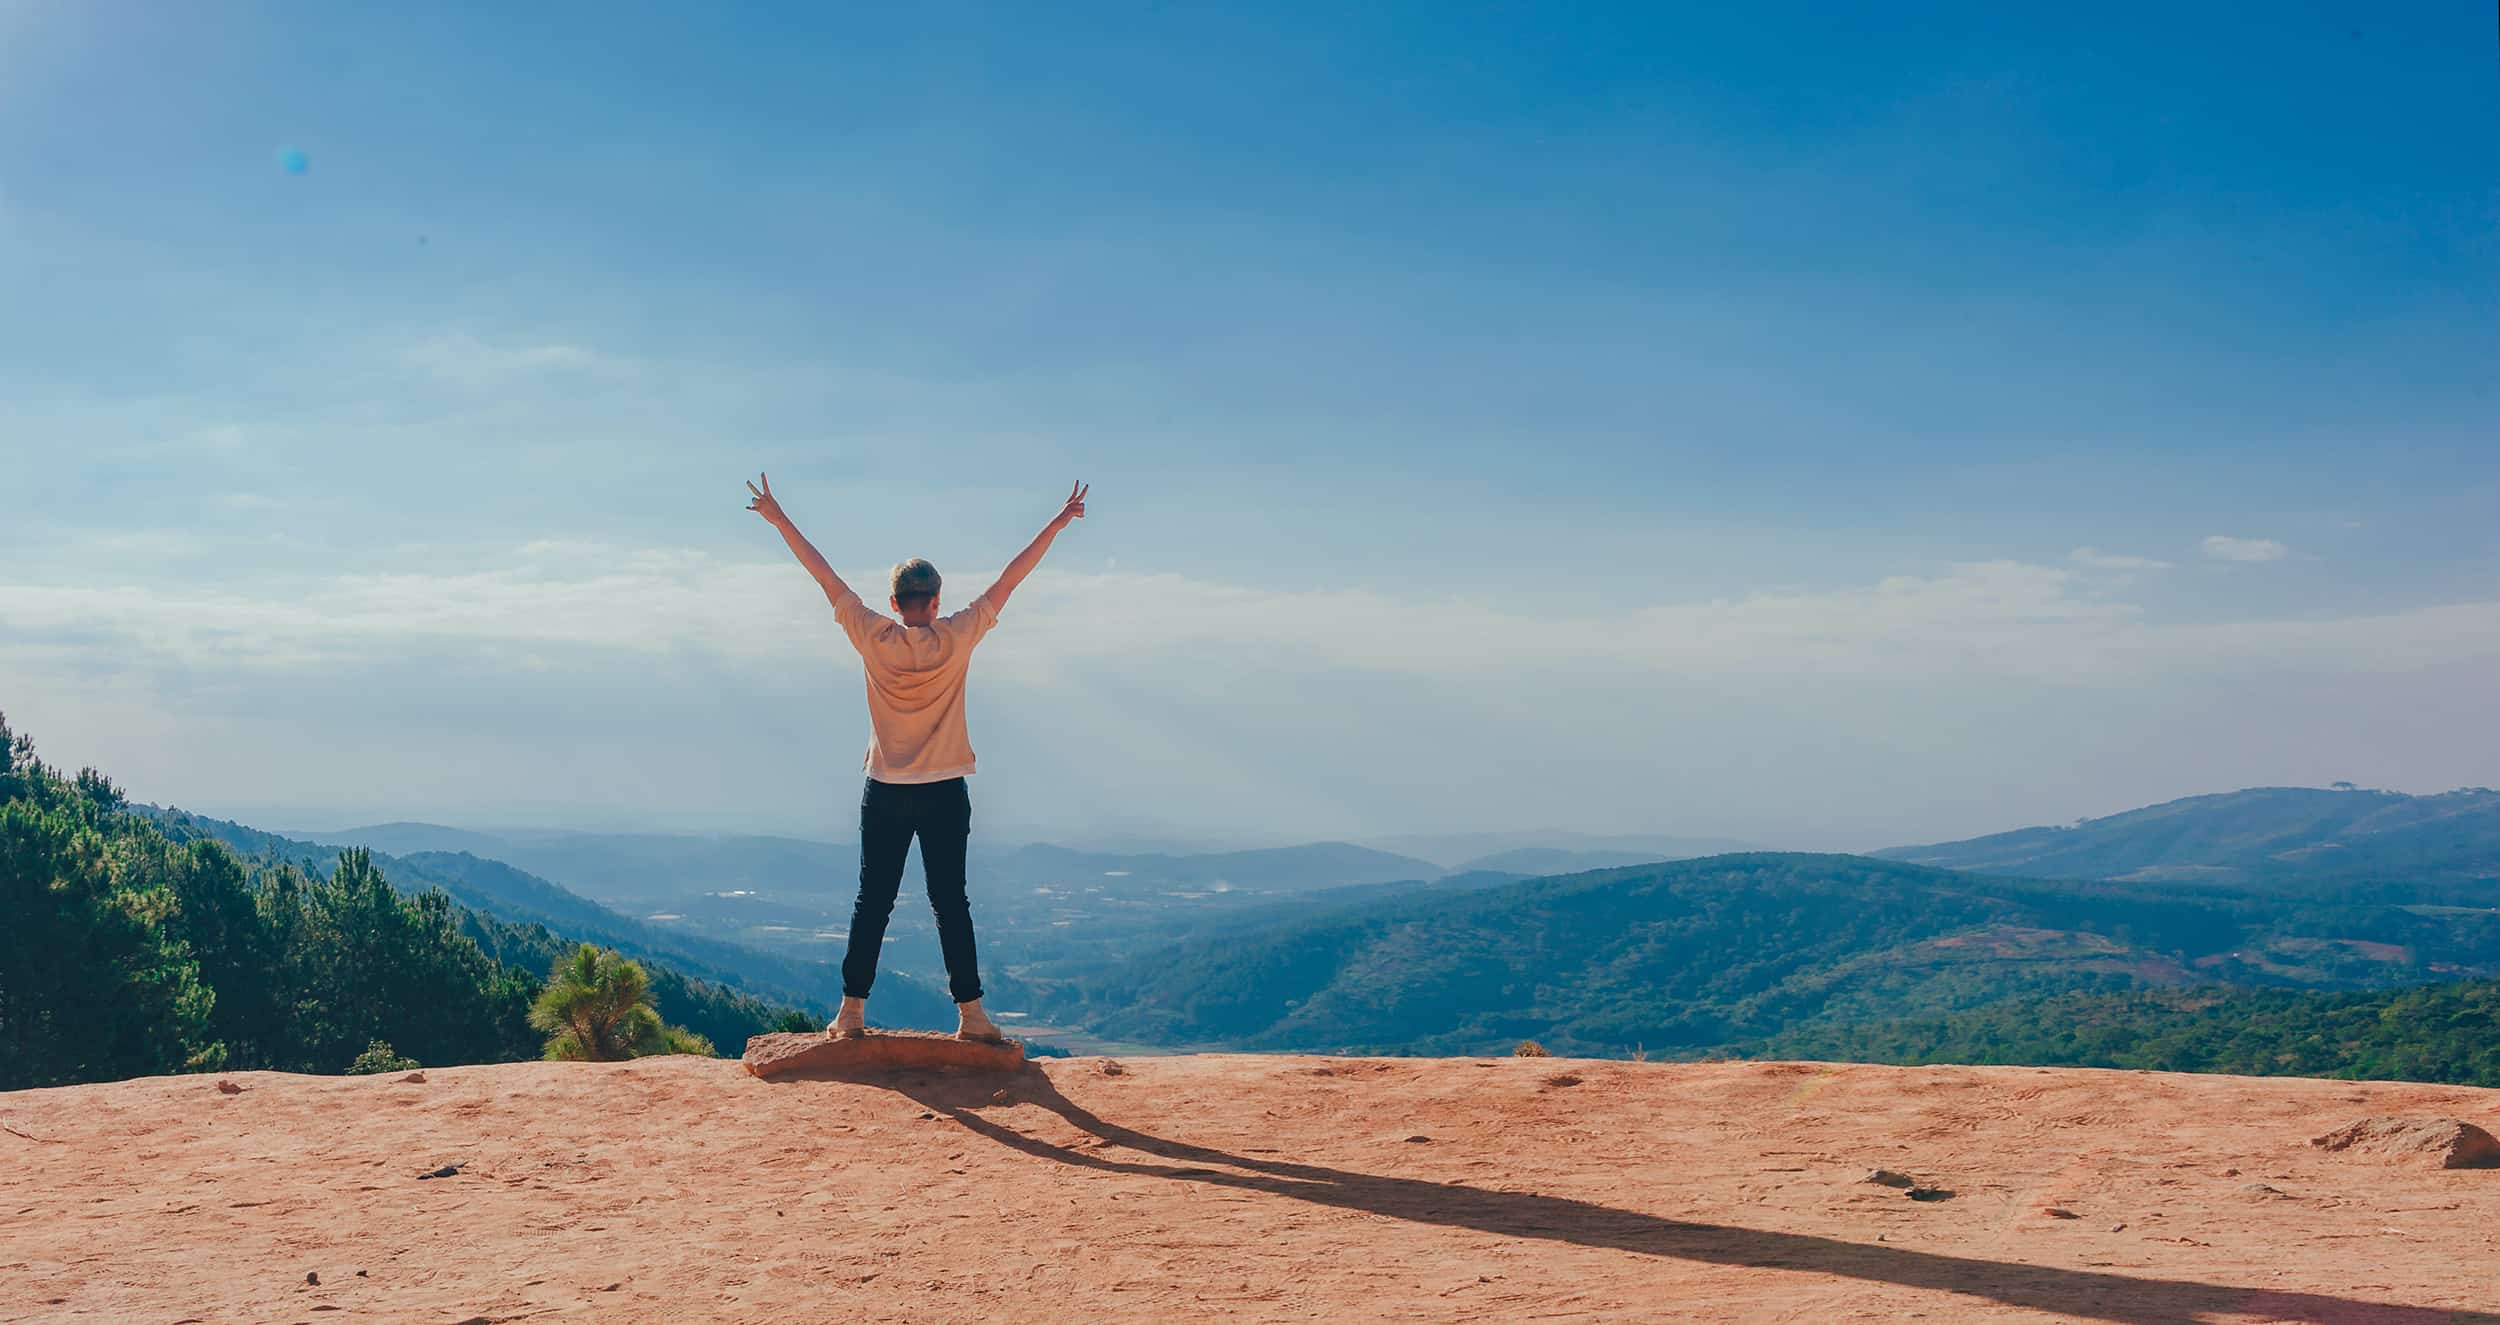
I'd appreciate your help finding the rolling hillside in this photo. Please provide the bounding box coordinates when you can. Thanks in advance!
[1060,852,2500,1057]
[1877,786,2500,888]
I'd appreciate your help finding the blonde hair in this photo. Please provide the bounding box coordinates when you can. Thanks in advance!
[889,558,941,607]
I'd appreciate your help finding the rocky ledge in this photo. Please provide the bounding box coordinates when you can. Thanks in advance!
[740,1028,1026,1078]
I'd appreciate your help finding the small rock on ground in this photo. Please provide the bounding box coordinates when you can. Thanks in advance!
[2311,1117,2500,1170]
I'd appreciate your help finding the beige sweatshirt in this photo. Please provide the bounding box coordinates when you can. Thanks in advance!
[827,584,1002,783]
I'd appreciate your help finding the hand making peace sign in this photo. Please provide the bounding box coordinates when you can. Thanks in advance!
[1052,480,1089,530]
[745,472,786,526]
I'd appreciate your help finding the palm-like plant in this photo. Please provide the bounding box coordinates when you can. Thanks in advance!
[529,945,670,1061]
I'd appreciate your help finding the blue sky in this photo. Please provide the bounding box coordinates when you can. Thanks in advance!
[2,2,2494,847]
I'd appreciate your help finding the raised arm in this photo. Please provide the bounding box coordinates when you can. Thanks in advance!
[984,480,1088,610]
[745,472,856,610]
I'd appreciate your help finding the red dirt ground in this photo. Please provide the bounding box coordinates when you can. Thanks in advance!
[4,1054,2497,1322]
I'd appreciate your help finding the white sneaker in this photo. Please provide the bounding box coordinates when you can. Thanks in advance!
[829,996,868,1040]
[954,998,1007,1044]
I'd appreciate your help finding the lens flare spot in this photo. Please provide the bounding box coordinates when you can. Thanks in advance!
[277,147,310,175]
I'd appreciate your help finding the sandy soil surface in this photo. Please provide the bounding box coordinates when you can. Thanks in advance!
[4,1054,2497,1323]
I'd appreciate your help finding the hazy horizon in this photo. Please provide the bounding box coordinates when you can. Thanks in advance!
[169,799,1789,860]
[104,774,2479,866]
[6,4,2494,849]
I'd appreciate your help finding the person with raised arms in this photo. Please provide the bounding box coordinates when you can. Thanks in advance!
[746,473,1089,1043]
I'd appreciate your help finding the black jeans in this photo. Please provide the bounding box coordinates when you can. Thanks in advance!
[843,777,983,1005]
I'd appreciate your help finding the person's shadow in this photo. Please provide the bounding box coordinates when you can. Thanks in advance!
[814,1062,2498,1325]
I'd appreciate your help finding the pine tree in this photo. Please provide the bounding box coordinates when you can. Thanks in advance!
[0,714,212,1088]
[530,944,677,1060]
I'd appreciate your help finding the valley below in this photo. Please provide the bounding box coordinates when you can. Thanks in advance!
[221,785,2500,1075]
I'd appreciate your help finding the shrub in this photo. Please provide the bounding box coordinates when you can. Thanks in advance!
[346,1040,420,1074]
[653,1025,716,1057]
[1513,1040,1550,1058]
[528,944,710,1061]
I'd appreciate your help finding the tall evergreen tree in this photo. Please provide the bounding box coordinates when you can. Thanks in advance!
[0,716,211,1089]
[287,849,538,1071]
[162,840,284,1069]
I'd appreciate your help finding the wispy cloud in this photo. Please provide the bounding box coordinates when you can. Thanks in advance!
[2,543,2487,687]
[2068,546,2171,572]
[400,334,607,389]
[2201,534,2291,563]
[6,542,2494,842]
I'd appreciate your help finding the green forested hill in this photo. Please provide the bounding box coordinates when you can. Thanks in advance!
[0,713,804,1089]
[1061,852,2500,1058]
[1876,785,2500,888]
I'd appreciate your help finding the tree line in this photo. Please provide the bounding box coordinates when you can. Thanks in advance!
[1,712,809,1090]
[1747,981,2500,1085]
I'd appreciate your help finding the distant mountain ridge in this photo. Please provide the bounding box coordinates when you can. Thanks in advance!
[283,822,856,910]
[298,821,1748,905]
[1450,846,1691,876]
[297,820,517,859]
[296,825,1458,916]
[1006,840,1444,892]
[1361,830,1765,871]
[1876,786,2500,888]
